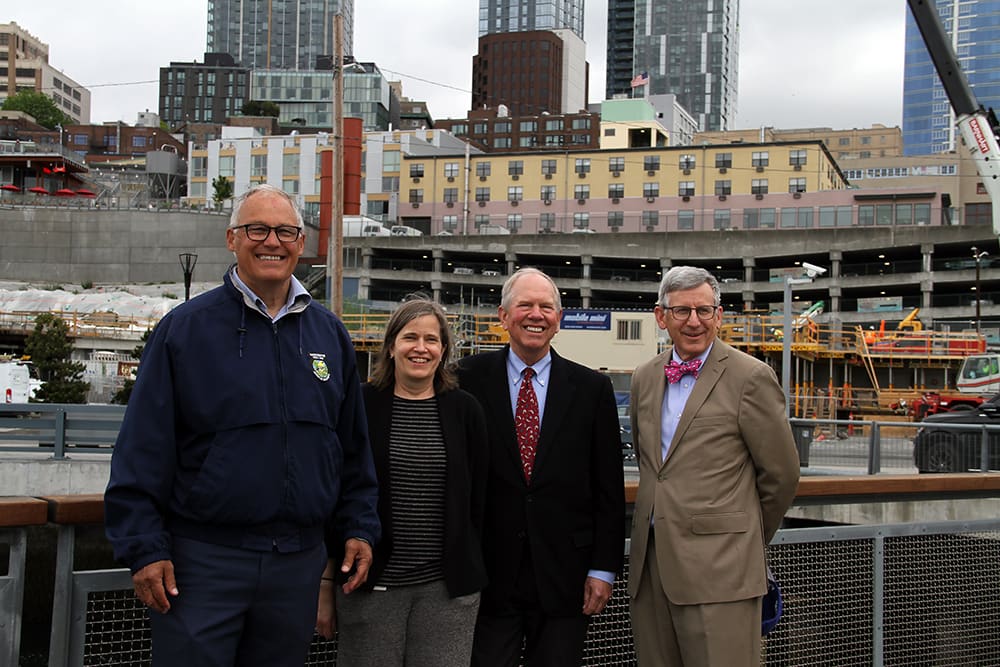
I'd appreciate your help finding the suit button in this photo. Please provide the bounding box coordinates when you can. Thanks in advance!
[658,473,667,481]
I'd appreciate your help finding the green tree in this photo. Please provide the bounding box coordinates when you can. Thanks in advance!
[212,175,234,209]
[241,100,281,118]
[1,90,73,130]
[24,314,89,403]
[111,329,151,405]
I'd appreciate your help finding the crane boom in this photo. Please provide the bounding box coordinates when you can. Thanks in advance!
[907,0,1000,237]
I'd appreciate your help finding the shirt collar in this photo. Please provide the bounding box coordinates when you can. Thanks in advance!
[507,349,553,387]
[672,342,713,366]
[229,265,311,320]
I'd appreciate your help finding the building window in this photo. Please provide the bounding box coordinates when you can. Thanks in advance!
[444,162,459,178]
[443,215,458,231]
[473,122,488,134]
[617,319,642,341]
[450,123,467,136]
[604,128,616,136]
[219,156,235,177]
[494,137,512,149]
[643,183,659,198]
[714,209,731,230]
[789,149,807,167]
[540,185,556,201]
[519,136,537,147]
[608,183,624,199]
[642,210,659,229]
[444,188,459,203]
[573,212,590,230]
[475,187,490,202]
[789,178,806,193]
[609,157,625,172]
[410,164,424,178]
[495,121,512,133]
[715,180,732,196]
[608,211,624,229]
[508,160,524,176]
[383,150,400,172]
[251,154,267,177]
[677,210,695,230]
[644,156,660,172]
[507,213,522,231]
[540,213,556,232]
[572,118,591,130]
[508,186,523,202]
[574,185,590,200]
[520,120,538,132]
[409,189,423,204]
[575,158,591,174]
[751,179,769,195]
[715,152,732,168]
[475,214,489,228]
[839,137,850,146]
[678,181,695,197]
[679,154,695,170]
[915,203,931,225]
[752,151,769,168]
[541,159,557,175]
[476,162,491,177]
[545,118,564,131]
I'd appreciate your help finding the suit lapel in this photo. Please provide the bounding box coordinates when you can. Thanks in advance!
[642,350,670,469]
[533,350,572,476]
[662,342,728,468]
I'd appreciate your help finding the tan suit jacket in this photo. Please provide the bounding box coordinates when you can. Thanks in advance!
[628,340,799,606]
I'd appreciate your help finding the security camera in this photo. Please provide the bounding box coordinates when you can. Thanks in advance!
[801,262,827,278]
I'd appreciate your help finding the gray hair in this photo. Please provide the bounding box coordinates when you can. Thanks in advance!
[501,267,562,312]
[228,184,304,229]
[658,266,720,307]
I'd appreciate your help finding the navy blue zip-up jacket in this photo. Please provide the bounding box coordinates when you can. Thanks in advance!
[105,272,380,573]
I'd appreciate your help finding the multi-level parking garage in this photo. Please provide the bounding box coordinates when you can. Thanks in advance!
[345,224,1000,333]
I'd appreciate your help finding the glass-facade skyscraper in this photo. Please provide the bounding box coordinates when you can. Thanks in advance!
[605,0,738,132]
[206,0,354,70]
[903,0,1000,155]
[478,0,585,38]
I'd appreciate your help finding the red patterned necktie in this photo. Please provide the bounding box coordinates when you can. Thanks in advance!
[665,358,702,384]
[515,367,540,481]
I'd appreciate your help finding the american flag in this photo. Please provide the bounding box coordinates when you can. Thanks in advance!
[630,71,649,88]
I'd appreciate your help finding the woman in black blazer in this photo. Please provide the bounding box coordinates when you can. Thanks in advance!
[317,297,489,667]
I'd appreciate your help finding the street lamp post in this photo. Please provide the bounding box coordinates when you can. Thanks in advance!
[325,13,345,316]
[973,246,988,335]
[782,274,817,416]
[178,252,198,301]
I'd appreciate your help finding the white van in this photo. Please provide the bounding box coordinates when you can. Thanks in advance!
[343,216,391,237]
[480,225,511,236]
[391,225,424,237]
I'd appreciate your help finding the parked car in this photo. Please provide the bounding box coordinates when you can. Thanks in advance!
[913,394,1000,472]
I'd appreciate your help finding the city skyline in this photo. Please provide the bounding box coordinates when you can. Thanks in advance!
[7,0,905,131]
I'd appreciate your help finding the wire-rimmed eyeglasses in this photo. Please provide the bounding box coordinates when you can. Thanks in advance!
[661,305,719,321]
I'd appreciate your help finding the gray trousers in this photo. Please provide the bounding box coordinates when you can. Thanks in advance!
[335,580,480,667]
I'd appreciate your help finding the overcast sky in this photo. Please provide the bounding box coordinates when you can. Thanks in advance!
[8,0,907,130]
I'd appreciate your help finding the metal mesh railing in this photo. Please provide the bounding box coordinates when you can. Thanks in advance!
[61,520,1000,666]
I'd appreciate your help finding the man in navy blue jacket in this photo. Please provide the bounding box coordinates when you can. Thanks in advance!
[105,184,380,667]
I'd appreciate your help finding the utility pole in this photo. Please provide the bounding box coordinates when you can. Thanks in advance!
[326,13,345,316]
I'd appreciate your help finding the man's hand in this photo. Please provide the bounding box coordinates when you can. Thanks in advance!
[339,538,373,594]
[132,559,178,614]
[582,576,612,616]
[315,579,337,639]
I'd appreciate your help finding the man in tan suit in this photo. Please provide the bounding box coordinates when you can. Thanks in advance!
[629,266,800,667]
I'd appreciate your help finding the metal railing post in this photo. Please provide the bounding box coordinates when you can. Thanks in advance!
[52,408,67,460]
[47,525,75,667]
[981,425,990,472]
[868,421,882,474]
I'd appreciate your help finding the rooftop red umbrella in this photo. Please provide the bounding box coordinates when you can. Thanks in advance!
[28,186,49,195]
[76,188,96,197]
[1,184,20,192]
[54,188,76,197]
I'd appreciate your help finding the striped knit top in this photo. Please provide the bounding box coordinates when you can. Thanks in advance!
[378,395,447,587]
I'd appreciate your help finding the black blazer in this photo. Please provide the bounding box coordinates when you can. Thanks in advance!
[359,383,489,597]
[457,347,625,615]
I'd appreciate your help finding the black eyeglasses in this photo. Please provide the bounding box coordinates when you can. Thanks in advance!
[661,305,719,321]
[235,224,302,243]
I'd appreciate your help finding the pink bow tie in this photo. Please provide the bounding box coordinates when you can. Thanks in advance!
[665,359,702,383]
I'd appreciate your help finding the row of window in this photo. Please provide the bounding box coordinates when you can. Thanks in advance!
[409,178,808,203]
[407,150,807,180]
[430,204,931,232]
[447,117,593,136]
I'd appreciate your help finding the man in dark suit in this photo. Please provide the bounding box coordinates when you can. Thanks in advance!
[629,266,800,667]
[457,267,625,667]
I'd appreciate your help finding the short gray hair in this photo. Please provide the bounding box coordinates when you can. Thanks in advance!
[501,267,562,312]
[658,266,720,307]
[228,184,304,229]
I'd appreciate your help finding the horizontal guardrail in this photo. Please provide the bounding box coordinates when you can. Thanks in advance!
[0,404,125,459]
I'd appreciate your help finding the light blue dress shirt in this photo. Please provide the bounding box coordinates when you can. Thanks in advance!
[660,344,714,463]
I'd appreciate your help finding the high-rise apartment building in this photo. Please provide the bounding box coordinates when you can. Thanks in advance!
[473,0,588,116]
[902,0,1000,156]
[479,0,585,38]
[0,22,91,124]
[206,0,354,70]
[604,0,738,132]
